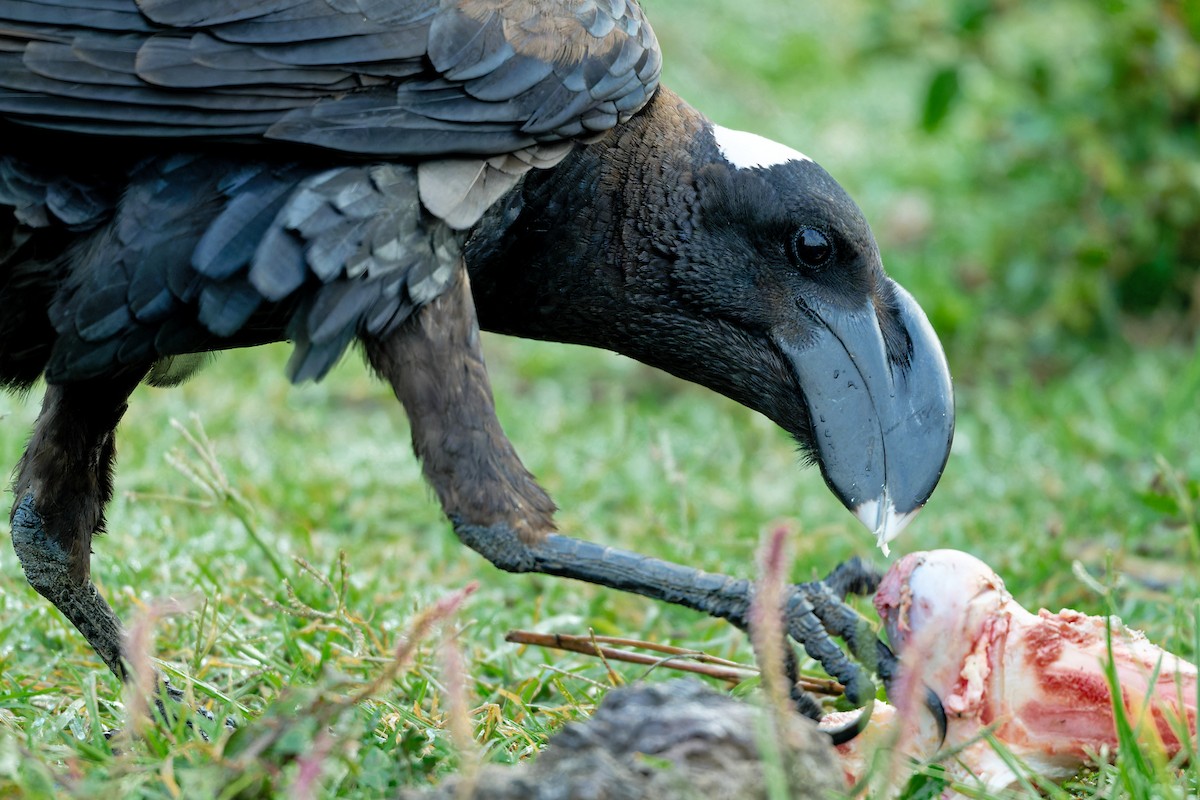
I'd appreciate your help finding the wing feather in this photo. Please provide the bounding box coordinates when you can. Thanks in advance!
[0,0,154,31]
[197,279,262,336]
[7,0,662,384]
[135,0,312,28]
[0,0,661,159]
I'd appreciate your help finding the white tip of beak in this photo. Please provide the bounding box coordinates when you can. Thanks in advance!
[854,497,918,557]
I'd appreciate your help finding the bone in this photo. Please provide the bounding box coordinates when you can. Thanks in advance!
[823,549,1197,793]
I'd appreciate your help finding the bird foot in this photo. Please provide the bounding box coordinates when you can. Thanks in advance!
[103,677,236,744]
[156,680,237,740]
[159,675,236,731]
[11,494,236,739]
[10,493,128,678]
[784,558,946,746]
[454,521,929,741]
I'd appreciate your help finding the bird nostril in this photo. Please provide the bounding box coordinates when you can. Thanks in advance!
[794,296,821,324]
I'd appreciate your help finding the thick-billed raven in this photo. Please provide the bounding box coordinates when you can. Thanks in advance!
[0,0,953,728]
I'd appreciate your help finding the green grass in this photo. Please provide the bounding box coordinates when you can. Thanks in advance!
[1,340,1197,797]
[2,0,1198,796]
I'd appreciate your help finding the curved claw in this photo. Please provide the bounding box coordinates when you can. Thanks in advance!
[875,640,946,748]
[924,685,948,748]
[824,697,875,746]
[822,683,944,748]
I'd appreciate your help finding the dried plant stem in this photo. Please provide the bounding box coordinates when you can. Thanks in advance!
[504,629,842,696]
[750,525,797,800]
[750,525,794,713]
[349,582,479,705]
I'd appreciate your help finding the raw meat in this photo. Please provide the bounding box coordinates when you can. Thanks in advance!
[823,549,1197,792]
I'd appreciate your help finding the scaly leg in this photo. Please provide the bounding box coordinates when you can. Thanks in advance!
[9,369,145,679]
[365,266,892,731]
[802,558,947,743]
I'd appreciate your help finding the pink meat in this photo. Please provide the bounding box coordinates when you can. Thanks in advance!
[824,549,1197,793]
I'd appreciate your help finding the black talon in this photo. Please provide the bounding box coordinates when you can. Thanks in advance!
[924,685,948,748]
[103,680,226,744]
[824,698,874,746]
[875,640,948,748]
[152,679,220,740]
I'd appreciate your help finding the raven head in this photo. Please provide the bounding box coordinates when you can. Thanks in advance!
[468,91,954,551]
[663,122,954,551]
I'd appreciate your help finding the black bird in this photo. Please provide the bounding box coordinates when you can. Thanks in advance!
[0,0,953,727]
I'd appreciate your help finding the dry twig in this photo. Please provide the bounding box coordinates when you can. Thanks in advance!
[504,629,842,697]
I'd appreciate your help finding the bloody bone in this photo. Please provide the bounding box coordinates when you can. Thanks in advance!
[825,549,1197,792]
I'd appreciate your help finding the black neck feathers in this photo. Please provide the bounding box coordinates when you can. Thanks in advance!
[466,89,706,352]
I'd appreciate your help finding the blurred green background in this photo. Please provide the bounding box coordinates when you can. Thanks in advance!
[654,0,1200,377]
[640,0,1200,613]
[0,0,1197,795]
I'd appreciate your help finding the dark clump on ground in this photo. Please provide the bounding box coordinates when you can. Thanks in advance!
[401,680,842,800]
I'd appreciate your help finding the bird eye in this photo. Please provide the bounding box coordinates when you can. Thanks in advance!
[788,227,833,270]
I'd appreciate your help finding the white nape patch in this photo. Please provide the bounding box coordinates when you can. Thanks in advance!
[711,124,812,170]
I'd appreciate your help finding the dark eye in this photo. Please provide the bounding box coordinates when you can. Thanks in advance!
[788,227,833,270]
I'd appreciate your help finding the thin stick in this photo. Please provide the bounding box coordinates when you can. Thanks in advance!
[569,635,752,670]
[505,630,843,696]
